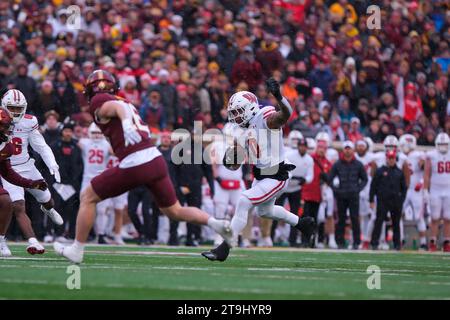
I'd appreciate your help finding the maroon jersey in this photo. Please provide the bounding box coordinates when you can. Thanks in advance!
[89,93,153,160]
[0,142,36,188]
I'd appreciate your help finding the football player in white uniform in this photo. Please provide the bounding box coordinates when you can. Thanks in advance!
[104,155,128,245]
[1,89,63,255]
[210,124,245,245]
[424,133,450,252]
[399,134,428,250]
[202,78,314,261]
[79,123,113,244]
[278,134,314,246]
[287,130,303,151]
[355,139,376,249]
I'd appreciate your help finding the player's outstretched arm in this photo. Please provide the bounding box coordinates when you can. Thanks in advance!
[98,100,142,146]
[0,159,47,190]
[29,128,60,183]
[265,77,293,130]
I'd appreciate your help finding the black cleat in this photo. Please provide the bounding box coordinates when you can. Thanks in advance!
[201,241,230,262]
[296,217,315,242]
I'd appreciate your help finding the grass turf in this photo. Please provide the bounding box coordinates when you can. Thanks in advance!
[0,243,449,299]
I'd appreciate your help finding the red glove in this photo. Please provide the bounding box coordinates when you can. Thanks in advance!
[414,182,423,192]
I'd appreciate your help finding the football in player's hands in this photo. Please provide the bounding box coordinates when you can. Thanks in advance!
[31,179,48,191]
[265,77,282,100]
[223,145,245,171]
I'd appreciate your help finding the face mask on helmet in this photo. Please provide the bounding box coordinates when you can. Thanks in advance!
[0,109,14,142]
[227,91,258,128]
[435,133,450,154]
[1,90,27,124]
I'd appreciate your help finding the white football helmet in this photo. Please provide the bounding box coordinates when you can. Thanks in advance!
[364,137,374,153]
[287,130,303,148]
[315,131,330,147]
[88,122,104,140]
[435,132,450,154]
[1,89,27,124]
[227,91,259,127]
[306,137,316,151]
[399,134,416,154]
[383,135,399,151]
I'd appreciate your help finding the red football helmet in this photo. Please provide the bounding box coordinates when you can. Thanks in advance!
[84,69,118,100]
[0,108,14,142]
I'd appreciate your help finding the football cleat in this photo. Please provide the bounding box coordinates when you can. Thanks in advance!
[0,238,12,257]
[295,216,315,243]
[443,240,450,253]
[53,242,83,264]
[429,240,437,252]
[113,234,125,245]
[258,236,273,247]
[27,242,45,255]
[41,206,64,226]
[201,241,231,262]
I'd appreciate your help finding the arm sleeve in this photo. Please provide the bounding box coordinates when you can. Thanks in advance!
[0,159,34,188]
[29,126,58,170]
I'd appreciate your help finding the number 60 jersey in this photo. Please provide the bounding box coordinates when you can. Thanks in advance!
[426,148,450,191]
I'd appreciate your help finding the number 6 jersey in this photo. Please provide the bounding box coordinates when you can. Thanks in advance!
[9,114,58,169]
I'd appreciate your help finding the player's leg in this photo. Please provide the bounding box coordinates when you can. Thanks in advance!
[287,191,301,246]
[213,185,230,245]
[442,195,450,252]
[95,199,112,244]
[12,200,45,254]
[324,187,336,248]
[359,195,371,249]
[411,193,428,249]
[429,193,442,251]
[112,194,127,245]
[0,192,13,257]
[24,166,63,226]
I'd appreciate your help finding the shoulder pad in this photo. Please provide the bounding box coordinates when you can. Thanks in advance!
[22,114,39,130]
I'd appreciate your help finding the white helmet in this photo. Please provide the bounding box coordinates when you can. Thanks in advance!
[88,122,103,140]
[435,132,450,154]
[1,89,27,123]
[364,137,374,153]
[383,135,399,151]
[287,130,303,148]
[399,134,417,154]
[306,137,316,151]
[315,131,330,147]
[227,91,259,127]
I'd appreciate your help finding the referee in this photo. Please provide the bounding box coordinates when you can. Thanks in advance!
[369,149,407,250]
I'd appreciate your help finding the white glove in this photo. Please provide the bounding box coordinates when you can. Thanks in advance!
[49,165,61,183]
[122,118,142,146]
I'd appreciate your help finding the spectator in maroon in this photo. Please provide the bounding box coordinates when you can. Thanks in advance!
[230,46,263,91]
[256,33,284,78]
[348,117,363,143]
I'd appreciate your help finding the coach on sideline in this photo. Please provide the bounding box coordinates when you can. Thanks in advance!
[328,141,368,249]
[369,149,407,250]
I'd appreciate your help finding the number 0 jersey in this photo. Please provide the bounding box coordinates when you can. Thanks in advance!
[9,114,58,168]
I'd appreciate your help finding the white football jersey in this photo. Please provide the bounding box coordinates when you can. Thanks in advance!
[210,141,243,180]
[374,151,407,169]
[406,150,425,190]
[9,114,57,168]
[80,138,111,181]
[285,149,314,193]
[241,106,285,169]
[356,151,375,197]
[426,149,450,188]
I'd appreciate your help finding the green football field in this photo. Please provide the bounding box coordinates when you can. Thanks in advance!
[0,243,449,299]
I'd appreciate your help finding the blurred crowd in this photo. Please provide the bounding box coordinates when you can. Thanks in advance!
[1,0,449,248]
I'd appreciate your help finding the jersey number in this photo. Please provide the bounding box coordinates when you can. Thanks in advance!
[88,149,104,164]
[11,137,22,155]
[437,161,450,173]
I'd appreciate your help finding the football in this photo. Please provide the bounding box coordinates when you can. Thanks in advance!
[223,144,245,171]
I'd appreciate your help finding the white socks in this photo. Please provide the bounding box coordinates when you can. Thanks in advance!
[28,237,38,245]
[269,205,299,226]
[230,196,254,236]
[72,240,85,252]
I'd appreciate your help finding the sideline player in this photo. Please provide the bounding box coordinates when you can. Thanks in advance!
[0,108,49,256]
[202,78,314,261]
[355,139,376,249]
[0,89,63,255]
[399,134,428,250]
[54,70,231,263]
[78,123,113,244]
[423,133,450,252]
